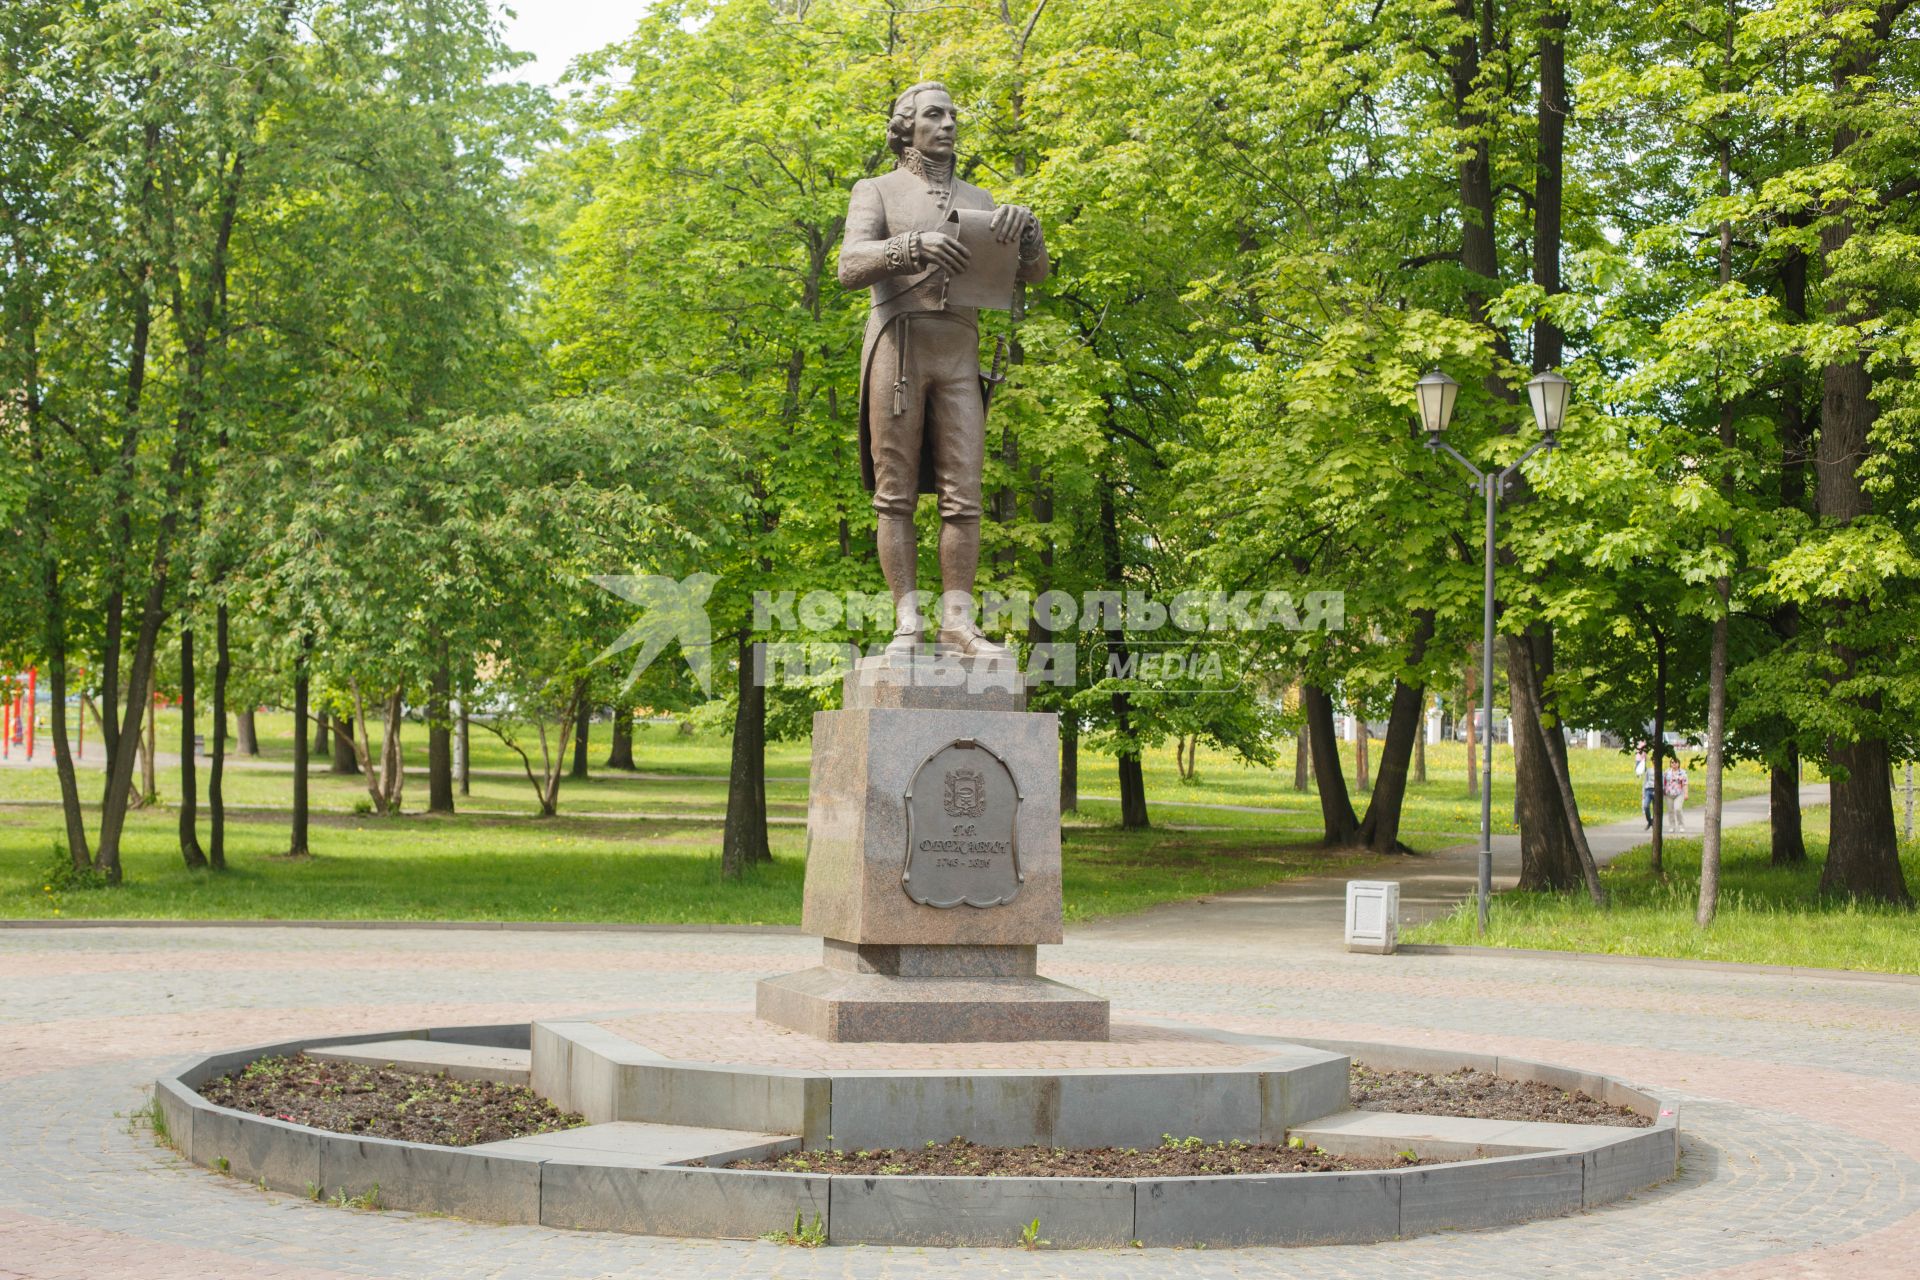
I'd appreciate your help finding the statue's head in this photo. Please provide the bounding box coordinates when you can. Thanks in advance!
[888,81,956,162]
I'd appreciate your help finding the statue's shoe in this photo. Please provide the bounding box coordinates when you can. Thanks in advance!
[936,626,1014,663]
[884,625,924,659]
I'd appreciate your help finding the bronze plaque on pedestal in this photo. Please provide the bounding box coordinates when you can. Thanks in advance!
[903,739,1023,908]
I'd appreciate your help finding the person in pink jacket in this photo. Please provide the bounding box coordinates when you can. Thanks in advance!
[1663,759,1690,833]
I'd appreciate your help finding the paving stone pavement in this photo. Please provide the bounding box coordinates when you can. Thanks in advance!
[0,912,1914,1279]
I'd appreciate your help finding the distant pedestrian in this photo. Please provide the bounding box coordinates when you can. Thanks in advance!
[1635,747,1656,829]
[1663,759,1689,832]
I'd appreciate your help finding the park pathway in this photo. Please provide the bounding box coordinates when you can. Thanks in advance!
[1,784,1914,1280]
[1087,783,1832,948]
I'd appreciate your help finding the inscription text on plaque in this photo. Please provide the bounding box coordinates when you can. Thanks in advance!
[902,739,1022,908]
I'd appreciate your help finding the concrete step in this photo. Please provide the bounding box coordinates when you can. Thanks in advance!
[307,1038,532,1085]
[469,1121,798,1167]
[1291,1108,1648,1161]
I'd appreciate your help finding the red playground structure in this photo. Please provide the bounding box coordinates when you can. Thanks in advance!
[2,667,33,761]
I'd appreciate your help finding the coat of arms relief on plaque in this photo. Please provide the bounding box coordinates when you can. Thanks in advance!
[903,740,1022,909]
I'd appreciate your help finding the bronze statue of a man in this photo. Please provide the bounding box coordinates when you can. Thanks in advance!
[839,81,1049,659]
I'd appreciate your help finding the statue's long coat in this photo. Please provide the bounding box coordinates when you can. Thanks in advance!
[838,166,1047,493]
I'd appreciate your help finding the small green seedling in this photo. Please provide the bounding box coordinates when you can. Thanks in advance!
[1397,1148,1420,1164]
[212,1156,230,1174]
[127,1095,171,1148]
[305,1182,322,1202]
[761,1210,826,1247]
[332,1184,382,1211]
[1019,1217,1049,1250]
[1287,1135,1305,1150]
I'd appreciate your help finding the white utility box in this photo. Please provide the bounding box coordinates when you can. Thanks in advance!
[1344,880,1399,955]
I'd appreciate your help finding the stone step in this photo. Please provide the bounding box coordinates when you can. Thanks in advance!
[1291,1108,1648,1161]
[469,1121,798,1167]
[307,1038,531,1085]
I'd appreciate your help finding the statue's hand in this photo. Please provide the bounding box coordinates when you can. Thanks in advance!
[990,204,1037,245]
[919,230,970,275]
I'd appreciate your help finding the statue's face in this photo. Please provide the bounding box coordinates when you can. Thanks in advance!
[909,89,957,160]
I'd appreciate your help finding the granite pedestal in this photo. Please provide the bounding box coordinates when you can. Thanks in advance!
[756,652,1109,1042]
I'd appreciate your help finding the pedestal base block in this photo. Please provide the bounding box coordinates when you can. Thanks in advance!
[756,964,1110,1043]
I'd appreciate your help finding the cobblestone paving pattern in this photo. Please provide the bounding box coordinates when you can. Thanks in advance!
[0,922,1914,1279]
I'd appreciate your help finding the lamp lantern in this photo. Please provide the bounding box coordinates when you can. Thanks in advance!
[1526,369,1571,440]
[1415,370,1459,438]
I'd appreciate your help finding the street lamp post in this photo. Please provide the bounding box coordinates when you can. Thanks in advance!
[1419,369,1569,936]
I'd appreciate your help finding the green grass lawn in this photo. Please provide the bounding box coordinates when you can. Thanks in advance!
[3,803,1365,925]
[1405,815,1920,975]
[1,709,1770,839]
[0,708,1777,926]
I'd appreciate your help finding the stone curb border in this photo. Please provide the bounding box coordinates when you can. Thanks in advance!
[529,1020,1353,1151]
[154,1023,1678,1248]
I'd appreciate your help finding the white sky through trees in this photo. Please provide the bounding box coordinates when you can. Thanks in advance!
[494,0,641,85]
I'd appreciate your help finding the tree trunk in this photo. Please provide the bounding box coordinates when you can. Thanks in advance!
[538,683,586,818]
[1356,610,1436,854]
[23,350,92,865]
[1357,685,1426,854]
[1508,631,1582,890]
[1116,752,1149,829]
[1303,683,1359,844]
[1532,1,1568,374]
[1293,713,1311,792]
[235,707,258,756]
[1820,731,1907,903]
[722,632,771,876]
[1809,15,1910,905]
[209,602,228,871]
[179,626,207,869]
[346,684,405,816]
[1098,485,1148,829]
[606,700,636,770]
[1451,0,1581,891]
[289,642,310,857]
[138,665,157,812]
[43,546,92,869]
[1505,633,1582,890]
[1701,551,1731,924]
[330,713,359,774]
[379,687,405,814]
[1771,218,1811,869]
[571,696,591,780]
[1353,709,1371,792]
[1525,692,1606,905]
[100,593,122,804]
[312,708,330,757]
[1177,735,1198,781]
[1414,717,1427,785]
[428,657,454,814]
[1699,112,1738,928]
[458,698,470,796]
[1771,749,1806,865]
[1060,708,1079,814]
[1649,621,1669,876]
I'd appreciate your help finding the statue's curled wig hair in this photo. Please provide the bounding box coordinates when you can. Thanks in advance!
[887,81,950,158]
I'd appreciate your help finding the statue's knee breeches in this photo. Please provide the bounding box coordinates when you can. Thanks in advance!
[867,315,985,522]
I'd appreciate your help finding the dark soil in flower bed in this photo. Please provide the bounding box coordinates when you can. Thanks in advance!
[727,1135,1447,1178]
[1351,1064,1652,1126]
[197,1054,584,1147]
